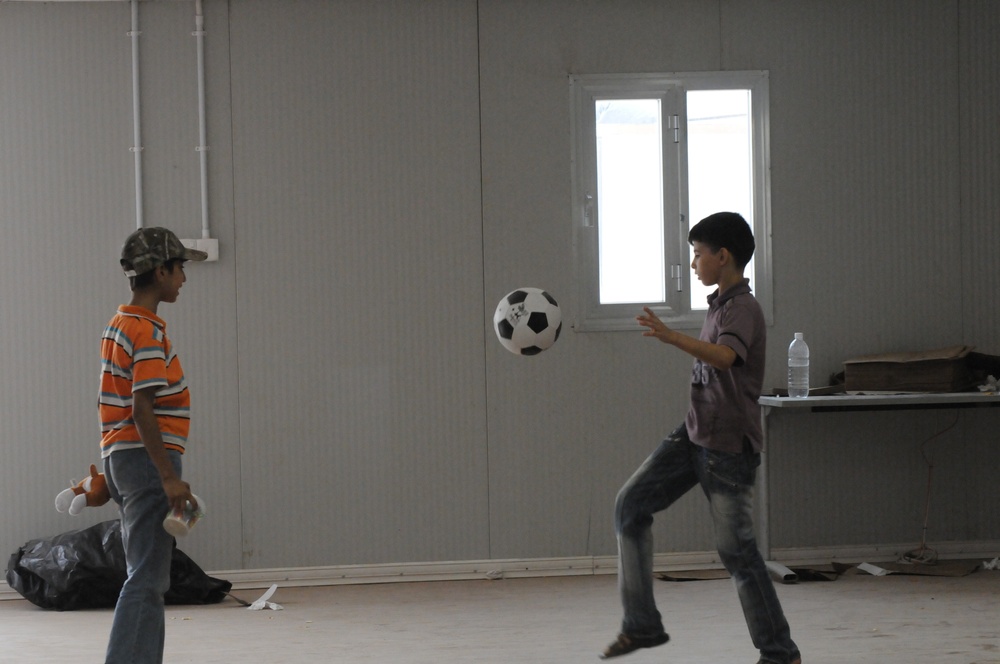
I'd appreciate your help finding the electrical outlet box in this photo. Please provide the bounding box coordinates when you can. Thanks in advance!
[180,238,219,262]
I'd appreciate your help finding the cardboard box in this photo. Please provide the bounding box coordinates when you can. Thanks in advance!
[843,345,976,392]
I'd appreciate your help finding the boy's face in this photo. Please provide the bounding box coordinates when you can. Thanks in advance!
[690,241,724,287]
[158,262,187,303]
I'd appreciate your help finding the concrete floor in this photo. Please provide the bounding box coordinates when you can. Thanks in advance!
[1,570,999,663]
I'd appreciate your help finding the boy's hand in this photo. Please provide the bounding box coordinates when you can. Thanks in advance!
[162,476,195,513]
[637,307,675,344]
[638,306,738,369]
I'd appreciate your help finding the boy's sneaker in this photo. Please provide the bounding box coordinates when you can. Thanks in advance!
[599,631,669,659]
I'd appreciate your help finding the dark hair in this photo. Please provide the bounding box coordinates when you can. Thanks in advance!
[687,212,755,269]
[129,258,183,291]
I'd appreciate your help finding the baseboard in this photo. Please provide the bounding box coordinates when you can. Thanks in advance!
[4,540,998,601]
[769,539,1000,567]
[208,550,723,591]
[0,551,720,600]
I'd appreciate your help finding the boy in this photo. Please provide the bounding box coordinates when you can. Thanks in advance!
[100,227,206,664]
[601,212,801,664]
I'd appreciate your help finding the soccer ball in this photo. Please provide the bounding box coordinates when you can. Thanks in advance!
[493,287,562,356]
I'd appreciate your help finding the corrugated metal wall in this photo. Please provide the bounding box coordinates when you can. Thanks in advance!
[228,0,489,567]
[960,0,1000,351]
[0,0,996,575]
[954,0,1000,550]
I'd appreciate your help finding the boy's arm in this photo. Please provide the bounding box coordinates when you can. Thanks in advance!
[636,307,737,370]
[132,387,196,512]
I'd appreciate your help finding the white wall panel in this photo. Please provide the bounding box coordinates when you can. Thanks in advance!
[725,0,965,373]
[140,0,245,571]
[959,0,1000,356]
[0,1,143,557]
[228,0,487,567]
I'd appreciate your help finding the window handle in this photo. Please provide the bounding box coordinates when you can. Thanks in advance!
[671,264,683,292]
[583,194,594,227]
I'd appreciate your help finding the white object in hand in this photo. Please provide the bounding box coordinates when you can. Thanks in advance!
[163,494,205,537]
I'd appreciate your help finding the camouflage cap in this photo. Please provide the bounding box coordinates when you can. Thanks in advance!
[120,227,208,277]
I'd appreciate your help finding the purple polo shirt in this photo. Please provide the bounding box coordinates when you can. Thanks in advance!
[684,279,766,454]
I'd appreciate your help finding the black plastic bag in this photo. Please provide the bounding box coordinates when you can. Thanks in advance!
[5,520,231,611]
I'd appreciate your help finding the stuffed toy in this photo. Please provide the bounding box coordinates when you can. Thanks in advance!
[55,464,111,515]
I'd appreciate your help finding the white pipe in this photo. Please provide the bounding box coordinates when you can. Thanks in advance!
[129,0,143,229]
[194,0,210,239]
[765,561,798,584]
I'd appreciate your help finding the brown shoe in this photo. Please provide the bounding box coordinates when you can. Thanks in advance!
[599,632,669,659]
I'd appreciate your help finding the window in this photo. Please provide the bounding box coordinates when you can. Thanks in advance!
[570,71,772,331]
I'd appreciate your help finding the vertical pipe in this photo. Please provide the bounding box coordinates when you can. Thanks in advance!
[195,0,210,239]
[130,0,143,229]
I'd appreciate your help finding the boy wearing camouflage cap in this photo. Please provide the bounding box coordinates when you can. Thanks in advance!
[99,227,206,664]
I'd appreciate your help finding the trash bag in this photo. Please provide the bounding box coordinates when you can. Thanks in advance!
[5,520,231,611]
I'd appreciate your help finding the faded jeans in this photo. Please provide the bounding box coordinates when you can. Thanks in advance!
[103,448,182,664]
[614,425,800,664]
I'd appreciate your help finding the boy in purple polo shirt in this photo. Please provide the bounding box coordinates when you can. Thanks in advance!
[601,213,801,664]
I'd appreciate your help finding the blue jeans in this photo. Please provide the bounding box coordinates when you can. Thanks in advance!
[103,448,181,664]
[614,425,799,664]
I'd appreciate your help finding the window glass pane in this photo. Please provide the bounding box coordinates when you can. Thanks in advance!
[595,99,665,305]
[686,89,754,309]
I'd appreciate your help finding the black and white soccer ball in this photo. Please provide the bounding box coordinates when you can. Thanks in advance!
[493,287,562,356]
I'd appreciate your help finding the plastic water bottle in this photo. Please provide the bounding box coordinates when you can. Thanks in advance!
[787,332,810,398]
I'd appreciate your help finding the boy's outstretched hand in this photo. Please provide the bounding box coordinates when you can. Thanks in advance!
[638,306,737,369]
[637,306,675,344]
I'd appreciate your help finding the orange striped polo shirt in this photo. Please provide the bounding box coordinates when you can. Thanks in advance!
[99,305,191,457]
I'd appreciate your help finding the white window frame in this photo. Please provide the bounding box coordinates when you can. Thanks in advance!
[569,71,773,331]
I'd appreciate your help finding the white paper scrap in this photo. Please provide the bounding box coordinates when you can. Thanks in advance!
[247,583,284,611]
[983,556,1000,570]
[857,562,890,576]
